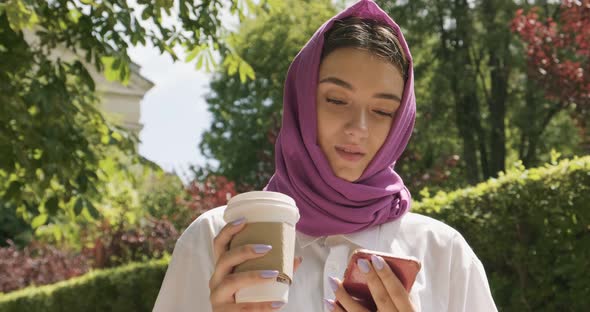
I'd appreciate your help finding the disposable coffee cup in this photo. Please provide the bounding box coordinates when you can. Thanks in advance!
[223,191,300,304]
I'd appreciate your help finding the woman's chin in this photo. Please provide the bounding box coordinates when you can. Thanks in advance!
[325,155,366,182]
[333,169,362,182]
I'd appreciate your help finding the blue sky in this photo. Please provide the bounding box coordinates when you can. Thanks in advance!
[129,44,213,181]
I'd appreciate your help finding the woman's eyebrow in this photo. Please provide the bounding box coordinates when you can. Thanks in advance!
[319,76,402,102]
[375,93,402,102]
[319,76,354,90]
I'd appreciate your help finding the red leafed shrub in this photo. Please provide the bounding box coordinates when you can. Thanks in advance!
[0,240,90,293]
[511,0,590,116]
[0,217,179,293]
[82,217,179,269]
[179,175,238,218]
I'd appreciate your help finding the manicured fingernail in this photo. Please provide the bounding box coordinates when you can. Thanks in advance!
[323,298,335,311]
[253,244,272,253]
[231,217,246,225]
[358,258,370,273]
[271,301,285,308]
[260,270,279,278]
[371,255,385,271]
[328,276,339,292]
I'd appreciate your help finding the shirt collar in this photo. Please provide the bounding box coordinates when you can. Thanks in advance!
[296,231,320,248]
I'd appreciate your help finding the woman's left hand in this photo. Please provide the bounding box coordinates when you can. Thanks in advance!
[326,255,416,312]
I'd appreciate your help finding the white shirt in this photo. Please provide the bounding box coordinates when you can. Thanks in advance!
[153,206,498,312]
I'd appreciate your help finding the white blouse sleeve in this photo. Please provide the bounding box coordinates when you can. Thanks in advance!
[152,215,217,312]
[447,233,498,312]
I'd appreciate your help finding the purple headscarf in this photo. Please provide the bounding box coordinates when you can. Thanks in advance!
[265,0,416,236]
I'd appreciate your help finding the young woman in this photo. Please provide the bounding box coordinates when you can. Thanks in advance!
[153,1,498,311]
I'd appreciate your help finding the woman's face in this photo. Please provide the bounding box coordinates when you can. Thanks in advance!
[316,47,405,182]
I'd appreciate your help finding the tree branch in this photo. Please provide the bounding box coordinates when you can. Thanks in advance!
[470,45,491,105]
[536,101,568,138]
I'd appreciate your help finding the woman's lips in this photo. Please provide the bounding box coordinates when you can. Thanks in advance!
[335,146,365,162]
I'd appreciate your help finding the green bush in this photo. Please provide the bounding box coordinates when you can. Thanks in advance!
[415,155,590,312]
[32,153,184,257]
[0,258,168,312]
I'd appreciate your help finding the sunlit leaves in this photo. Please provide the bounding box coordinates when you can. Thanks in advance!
[100,56,131,85]
[185,43,207,63]
[67,8,82,24]
[0,0,39,32]
[222,53,255,82]
[31,213,47,229]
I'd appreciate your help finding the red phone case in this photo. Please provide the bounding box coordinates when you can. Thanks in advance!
[341,249,421,311]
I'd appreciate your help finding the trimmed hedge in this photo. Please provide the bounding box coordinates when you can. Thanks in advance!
[415,156,590,312]
[0,156,588,311]
[0,258,168,312]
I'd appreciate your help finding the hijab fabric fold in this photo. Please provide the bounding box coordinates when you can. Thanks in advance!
[265,0,416,236]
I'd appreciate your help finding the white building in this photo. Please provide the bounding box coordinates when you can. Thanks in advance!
[91,62,154,135]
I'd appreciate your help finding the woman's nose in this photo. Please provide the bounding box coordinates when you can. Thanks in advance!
[344,108,369,139]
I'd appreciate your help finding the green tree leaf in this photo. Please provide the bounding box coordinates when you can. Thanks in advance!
[5,181,23,199]
[45,196,59,216]
[31,213,48,229]
[1,0,39,32]
[186,44,207,62]
[68,8,82,24]
[74,197,85,216]
[86,200,100,219]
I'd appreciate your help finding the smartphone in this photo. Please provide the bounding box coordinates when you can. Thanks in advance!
[340,249,421,311]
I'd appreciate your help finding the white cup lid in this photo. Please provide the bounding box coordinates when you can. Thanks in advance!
[224,191,300,225]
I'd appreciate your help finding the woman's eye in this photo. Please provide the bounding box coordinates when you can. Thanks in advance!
[326,98,346,105]
[375,110,395,118]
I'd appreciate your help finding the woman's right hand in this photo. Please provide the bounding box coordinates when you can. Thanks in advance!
[209,217,303,311]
